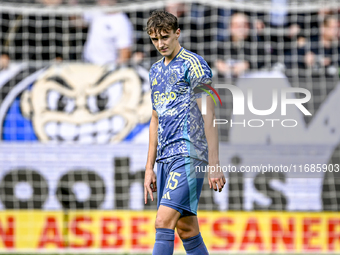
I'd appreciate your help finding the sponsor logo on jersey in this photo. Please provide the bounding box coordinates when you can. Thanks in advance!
[154,91,177,106]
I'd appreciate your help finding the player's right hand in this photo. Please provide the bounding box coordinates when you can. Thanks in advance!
[144,169,157,204]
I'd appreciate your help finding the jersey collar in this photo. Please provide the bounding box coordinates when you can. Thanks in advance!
[161,47,184,70]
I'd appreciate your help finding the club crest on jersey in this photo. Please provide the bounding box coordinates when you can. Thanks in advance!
[168,72,178,85]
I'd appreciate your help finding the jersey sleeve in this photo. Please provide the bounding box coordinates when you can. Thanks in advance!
[186,57,213,99]
[83,10,98,23]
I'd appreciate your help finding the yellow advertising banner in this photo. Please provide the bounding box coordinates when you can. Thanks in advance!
[0,211,340,253]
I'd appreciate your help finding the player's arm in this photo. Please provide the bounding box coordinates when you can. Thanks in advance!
[144,109,158,204]
[117,47,131,65]
[116,16,133,65]
[196,96,226,192]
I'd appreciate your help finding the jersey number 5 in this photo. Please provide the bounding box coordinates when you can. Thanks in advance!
[166,172,181,190]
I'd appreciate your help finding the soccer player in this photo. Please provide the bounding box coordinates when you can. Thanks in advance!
[144,10,226,255]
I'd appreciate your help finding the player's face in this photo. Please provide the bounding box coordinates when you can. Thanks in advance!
[149,29,180,57]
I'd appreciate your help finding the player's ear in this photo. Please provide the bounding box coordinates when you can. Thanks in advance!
[176,28,180,38]
[20,90,33,119]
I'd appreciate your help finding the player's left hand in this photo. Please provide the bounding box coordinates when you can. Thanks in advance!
[208,163,226,192]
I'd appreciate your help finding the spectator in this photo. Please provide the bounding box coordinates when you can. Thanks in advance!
[303,15,339,77]
[0,0,66,69]
[216,12,266,79]
[82,0,133,65]
[280,9,324,72]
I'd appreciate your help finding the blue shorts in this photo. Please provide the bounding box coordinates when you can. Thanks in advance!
[157,157,207,217]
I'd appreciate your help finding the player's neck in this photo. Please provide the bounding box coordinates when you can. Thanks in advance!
[164,44,181,66]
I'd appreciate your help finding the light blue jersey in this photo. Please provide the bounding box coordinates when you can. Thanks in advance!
[150,48,213,163]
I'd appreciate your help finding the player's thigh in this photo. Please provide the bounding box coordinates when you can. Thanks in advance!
[176,215,200,239]
[155,205,181,229]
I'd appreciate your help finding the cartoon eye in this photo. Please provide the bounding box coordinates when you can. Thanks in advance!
[47,90,75,113]
[87,81,123,113]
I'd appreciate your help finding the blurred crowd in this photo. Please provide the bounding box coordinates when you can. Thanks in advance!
[0,0,340,81]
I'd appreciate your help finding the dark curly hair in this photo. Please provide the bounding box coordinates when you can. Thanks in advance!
[146,10,179,35]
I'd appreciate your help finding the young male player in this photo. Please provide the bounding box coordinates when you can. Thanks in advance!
[144,10,226,255]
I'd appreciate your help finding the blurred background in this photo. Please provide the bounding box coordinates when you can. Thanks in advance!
[0,0,340,254]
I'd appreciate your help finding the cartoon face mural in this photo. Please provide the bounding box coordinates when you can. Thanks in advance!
[1,64,152,143]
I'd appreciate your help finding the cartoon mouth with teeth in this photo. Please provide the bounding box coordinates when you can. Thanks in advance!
[11,64,152,143]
